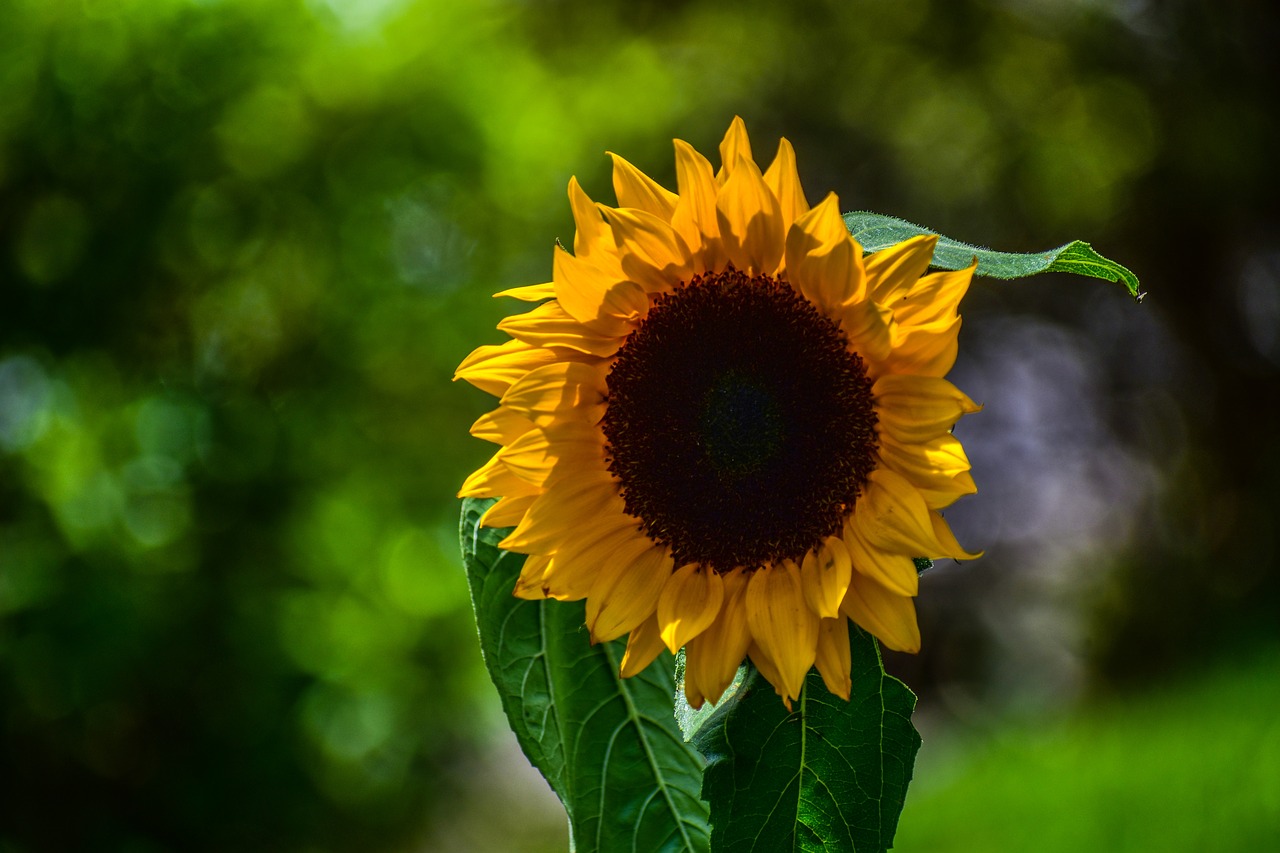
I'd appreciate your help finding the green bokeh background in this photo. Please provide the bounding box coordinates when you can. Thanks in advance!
[2,0,1277,850]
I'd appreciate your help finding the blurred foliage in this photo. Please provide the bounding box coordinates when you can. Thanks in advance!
[896,644,1280,852]
[1,0,1276,850]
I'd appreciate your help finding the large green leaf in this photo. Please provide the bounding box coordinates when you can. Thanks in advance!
[460,498,711,853]
[844,211,1144,301]
[693,625,921,852]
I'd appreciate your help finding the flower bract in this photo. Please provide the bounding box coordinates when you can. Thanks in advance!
[457,118,980,706]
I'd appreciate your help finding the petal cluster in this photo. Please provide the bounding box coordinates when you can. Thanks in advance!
[457,118,980,706]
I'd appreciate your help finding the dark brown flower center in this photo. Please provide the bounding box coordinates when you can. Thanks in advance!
[602,268,878,572]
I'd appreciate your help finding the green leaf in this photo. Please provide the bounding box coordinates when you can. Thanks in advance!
[843,211,1144,301]
[460,498,711,853]
[673,649,747,743]
[693,625,921,853]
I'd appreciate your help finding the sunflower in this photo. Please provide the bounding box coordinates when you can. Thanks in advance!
[457,117,980,707]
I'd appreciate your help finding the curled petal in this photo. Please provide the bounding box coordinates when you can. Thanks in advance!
[878,431,977,509]
[785,193,866,311]
[845,518,918,597]
[745,561,818,701]
[540,519,644,601]
[552,245,647,333]
[801,536,852,619]
[657,563,726,652]
[716,154,784,275]
[513,554,552,600]
[763,137,810,233]
[873,374,981,444]
[569,176,613,259]
[608,152,679,221]
[497,420,603,488]
[598,205,692,293]
[683,569,751,706]
[498,300,622,357]
[840,578,920,653]
[455,338,588,397]
[587,542,673,643]
[469,407,537,445]
[890,263,975,328]
[716,115,753,185]
[856,468,975,560]
[671,138,723,268]
[499,361,607,426]
[499,471,620,551]
[883,315,962,378]
[865,234,938,303]
[746,641,792,710]
[620,614,667,678]
[481,493,538,529]
[493,281,556,301]
[930,510,982,561]
[814,617,852,700]
[459,451,526,498]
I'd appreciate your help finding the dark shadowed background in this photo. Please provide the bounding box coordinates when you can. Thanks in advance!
[2,0,1277,850]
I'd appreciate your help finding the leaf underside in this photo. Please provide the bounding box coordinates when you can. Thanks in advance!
[460,498,710,853]
[844,211,1144,301]
[692,626,922,853]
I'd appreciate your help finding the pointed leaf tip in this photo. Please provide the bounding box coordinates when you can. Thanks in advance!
[843,211,1143,301]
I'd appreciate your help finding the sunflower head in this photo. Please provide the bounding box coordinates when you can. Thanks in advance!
[457,117,980,707]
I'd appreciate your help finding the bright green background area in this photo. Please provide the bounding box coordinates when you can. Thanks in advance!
[1,0,1276,850]
[897,646,1280,852]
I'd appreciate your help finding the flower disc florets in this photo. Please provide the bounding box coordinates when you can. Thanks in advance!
[603,267,877,572]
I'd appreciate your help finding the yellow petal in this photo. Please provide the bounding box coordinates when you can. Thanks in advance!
[834,296,894,368]
[873,374,981,444]
[587,541,673,643]
[763,137,810,233]
[716,154,784,275]
[882,316,962,379]
[497,300,624,357]
[499,361,606,426]
[458,451,527,498]
[468,407,537,445]
[840,577,920,653]
[845,518,918,596]
[552,245,645,334]
[569,176,613,259]
[878,432,976,510]
[455,338,585,397]
[493,281,556,301]
[856,467,970,559]
[930,510,982,561]
[620,613,667,678]
[499,471,621,551]
[539,519,644,601]
[800,536,852,619]
[784,193,866,312]
[481,493,538,529]
[608,152,678,221]
[865,234,938,303]
[716,115,753,185]
[657,563,726,652]
[497,420,603,488]
[683,569,752,704]
[598,205,691,293]
[670,138,723,269]
[890,263,974,328]
[814,617,852,700]
[745,561,818,701]
[513,554,552,600]
[746,641,793,710]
